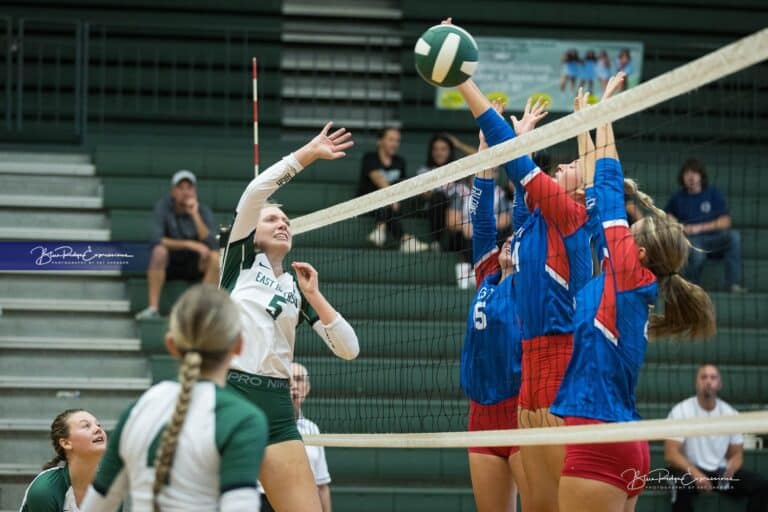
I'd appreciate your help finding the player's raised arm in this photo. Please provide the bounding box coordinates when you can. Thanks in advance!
[229,123,353,242]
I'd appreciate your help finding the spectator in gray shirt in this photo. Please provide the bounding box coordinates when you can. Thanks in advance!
[135,170,219,319]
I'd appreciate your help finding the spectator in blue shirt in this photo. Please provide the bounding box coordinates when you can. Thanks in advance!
[665,158,746,293]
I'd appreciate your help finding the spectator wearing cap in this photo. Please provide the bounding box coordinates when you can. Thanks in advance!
[135,170,219,320]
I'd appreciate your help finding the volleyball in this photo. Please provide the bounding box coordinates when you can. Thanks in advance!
[414,24,479,88]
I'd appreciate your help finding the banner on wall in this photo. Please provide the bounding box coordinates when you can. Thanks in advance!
[436,37,644,112]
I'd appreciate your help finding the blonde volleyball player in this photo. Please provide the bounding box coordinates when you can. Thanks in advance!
[220,123,359,512]
[81,285,268,511]
[20,409,107,512]
[551,73,715,512]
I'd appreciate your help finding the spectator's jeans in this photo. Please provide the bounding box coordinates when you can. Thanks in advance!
[668,466,768,512]
[685,229,743,288]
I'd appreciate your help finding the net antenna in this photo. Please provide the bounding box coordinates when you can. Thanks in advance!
[253,57,259,176]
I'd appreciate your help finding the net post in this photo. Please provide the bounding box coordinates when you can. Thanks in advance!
[252,57,259,176]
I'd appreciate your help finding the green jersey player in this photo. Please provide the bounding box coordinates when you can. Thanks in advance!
[220,122,359,512]
[20,409,107,512]
[81,285,268,512]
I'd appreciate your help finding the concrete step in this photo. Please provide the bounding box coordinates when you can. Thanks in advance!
[0,381,145,423]
[0,311,136,339]
[0,348,148,379]
[0,226,110,241]
[0,336,139,351]
[1,274,126,300]
[0,298,130,313]
[0,420,119,467]
[0,174,101,197]
[0,152,90,164]
[281,51,401,74]
[0,194,103,209]
[0,162,95,175]
[0,209,108,230]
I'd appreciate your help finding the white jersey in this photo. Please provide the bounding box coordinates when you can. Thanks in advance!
[220,155,317,379]
[81,381,268,512]
[667,396,743,472]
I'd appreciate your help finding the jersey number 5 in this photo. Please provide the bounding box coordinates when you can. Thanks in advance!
[473,301,487,330]
[266,295,288,320]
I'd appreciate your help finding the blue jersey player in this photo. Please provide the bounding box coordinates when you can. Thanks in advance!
[552,73,716,512]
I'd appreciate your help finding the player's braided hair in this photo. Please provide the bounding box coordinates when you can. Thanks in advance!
[42,409,85,470]
[152,284,241,512]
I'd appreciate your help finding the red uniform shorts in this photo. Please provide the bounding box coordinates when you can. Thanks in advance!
[562,417,651,498]
[468,395,520,458]
[518,333,573,410]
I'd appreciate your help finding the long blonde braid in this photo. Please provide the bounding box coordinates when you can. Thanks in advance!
[151,284,241,511]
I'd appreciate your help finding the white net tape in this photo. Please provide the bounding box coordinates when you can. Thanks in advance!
[304,411,768,448]
[292,27,768,236]
[294,28,768,448]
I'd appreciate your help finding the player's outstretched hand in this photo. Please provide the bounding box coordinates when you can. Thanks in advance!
[573,86,590,113]
[602,71,626,101]
[309,122,354,161]
[292,261,320,297]
[510,97,548,136]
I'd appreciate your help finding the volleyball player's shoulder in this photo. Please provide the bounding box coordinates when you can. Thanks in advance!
[22,466,67,510]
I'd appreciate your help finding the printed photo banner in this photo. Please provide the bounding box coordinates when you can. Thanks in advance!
[436,37,644,112]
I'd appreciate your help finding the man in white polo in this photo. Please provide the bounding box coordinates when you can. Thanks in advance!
[664,364,768,511]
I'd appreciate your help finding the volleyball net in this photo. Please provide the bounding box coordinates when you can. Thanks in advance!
[287,28,768,447]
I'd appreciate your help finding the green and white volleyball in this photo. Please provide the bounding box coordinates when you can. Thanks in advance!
[414,24,479,88]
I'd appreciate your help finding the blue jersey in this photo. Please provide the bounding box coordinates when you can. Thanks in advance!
[476,108,592,340]
[551,158,657,422]
[460,177,522,404]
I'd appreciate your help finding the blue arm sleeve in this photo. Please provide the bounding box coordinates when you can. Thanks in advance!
[593,158,627,223]
[475,108,539,187]
[512,180,530,229]
[470,177,497,265]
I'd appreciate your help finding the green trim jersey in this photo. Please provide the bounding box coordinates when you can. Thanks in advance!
[219,154,319,379]
[20,465,78,512]
[82,381,268,512]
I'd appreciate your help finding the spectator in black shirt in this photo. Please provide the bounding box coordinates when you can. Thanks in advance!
[135,170,219,319]
[359,127,428,253]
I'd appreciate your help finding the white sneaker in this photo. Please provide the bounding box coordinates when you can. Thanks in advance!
[455,262,474,289]
[367,224,387,248]
[400,236,429,254]
[135,306,160,320]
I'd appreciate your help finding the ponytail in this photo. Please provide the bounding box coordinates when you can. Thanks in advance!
[152,351,202,511]
[628,200,717,340]
[650,273,716,339]
[151,284,242,510]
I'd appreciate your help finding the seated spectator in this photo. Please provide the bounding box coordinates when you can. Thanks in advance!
[261,363,333,512]
[665,158,746,293]
[446,169,511,289]
[359,127,428,253]
[135,170,219,319]
[416,133,476,252]
[664,364,768,512]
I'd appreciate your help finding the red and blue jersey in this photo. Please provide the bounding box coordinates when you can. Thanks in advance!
[460,176,522,405]
[475,108,592,340]
[551,157,657,422]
